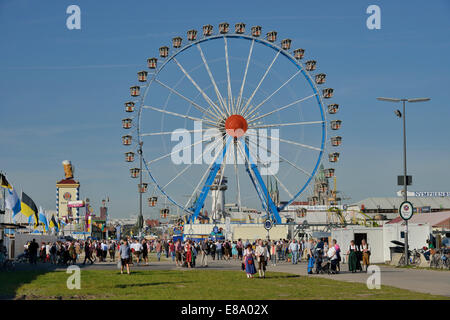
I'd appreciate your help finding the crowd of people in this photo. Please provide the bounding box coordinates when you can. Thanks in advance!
[17,236,373,277]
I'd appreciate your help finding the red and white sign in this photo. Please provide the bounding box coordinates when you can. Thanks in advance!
[67,200,85,208]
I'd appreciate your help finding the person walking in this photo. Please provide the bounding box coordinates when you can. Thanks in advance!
[175,239,183,267]
[109,241,116,262]
[347,240,359,273]
[28,239,39,265]
[289,239,300,264]
[210,240,216,260]
[255,240,269,278]
[360,239,370,272]
[83,240,94,265]
[119,240,131,275]
[215,241,222,260]
[169,240,175,262]
[237,239,243,260]
[231,241,238,260]
[243,244,257,278]
[142,240,149,265]
[164,240,169,259]
[185,240,192,268]
[200,239,209,267]
[327,239,339,274]
[156,240,162,261]
[270,240,277,266]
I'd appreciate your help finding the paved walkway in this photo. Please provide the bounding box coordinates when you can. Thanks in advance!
[16,257,450,297]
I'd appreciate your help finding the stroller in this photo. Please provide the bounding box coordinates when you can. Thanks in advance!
[315,249,331,274]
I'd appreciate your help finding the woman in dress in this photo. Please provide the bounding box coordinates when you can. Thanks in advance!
[231,241,238,260]
[347,240,359,273]
[243,244,257,278]
[185,240,192,268]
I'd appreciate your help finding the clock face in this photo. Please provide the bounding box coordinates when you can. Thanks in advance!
[400,201,414,220]
[264,219,272,230]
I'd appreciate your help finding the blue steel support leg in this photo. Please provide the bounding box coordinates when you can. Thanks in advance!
[189,137,230,223]
[243,141,281,224]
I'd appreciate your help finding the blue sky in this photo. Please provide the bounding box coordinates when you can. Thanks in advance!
[1,0,449,219]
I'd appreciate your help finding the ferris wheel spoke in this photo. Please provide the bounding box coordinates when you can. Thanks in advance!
[247,93,317,124]
[245,131,323,152]
[172,58,226,119]
[183,140,226,212]
[142,105,217,126]
[196,44,228,115]
[148,134,211,165]
[161,138,222,190]
[140,128,208,137]
[236,39,254,114]
[238,140,294,199]
[154,78,219,122]
[246,138,312,178]
[233,139,242,212]
[244,69,302,119]
[240,50,281,117]
[248,120,324,129]
[224,37,234,115]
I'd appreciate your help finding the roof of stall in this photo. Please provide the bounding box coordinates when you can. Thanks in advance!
[386,211,450,228]
[350,197,450,210]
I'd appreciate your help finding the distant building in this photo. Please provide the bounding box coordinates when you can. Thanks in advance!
[349,197,450,214]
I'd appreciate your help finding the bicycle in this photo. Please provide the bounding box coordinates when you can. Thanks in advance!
[0,259,15,272]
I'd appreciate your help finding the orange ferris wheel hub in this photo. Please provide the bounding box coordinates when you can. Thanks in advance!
[225,114,248,138]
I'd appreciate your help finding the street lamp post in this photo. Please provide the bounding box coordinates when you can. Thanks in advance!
[138,141,144,237]
[377,97,430,265]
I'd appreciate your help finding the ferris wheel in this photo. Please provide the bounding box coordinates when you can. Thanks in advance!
[122,22,342,224]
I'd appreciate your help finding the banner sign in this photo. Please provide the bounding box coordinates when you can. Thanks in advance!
[397,191,450,197]
[67,200,85,208]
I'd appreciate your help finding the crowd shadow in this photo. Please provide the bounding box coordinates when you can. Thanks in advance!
[0,262,60,300]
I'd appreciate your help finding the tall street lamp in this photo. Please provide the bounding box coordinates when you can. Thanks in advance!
[377,97,430,265]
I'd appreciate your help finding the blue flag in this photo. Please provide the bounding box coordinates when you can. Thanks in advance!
[38,208,49,233]
[5,187,21,221]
